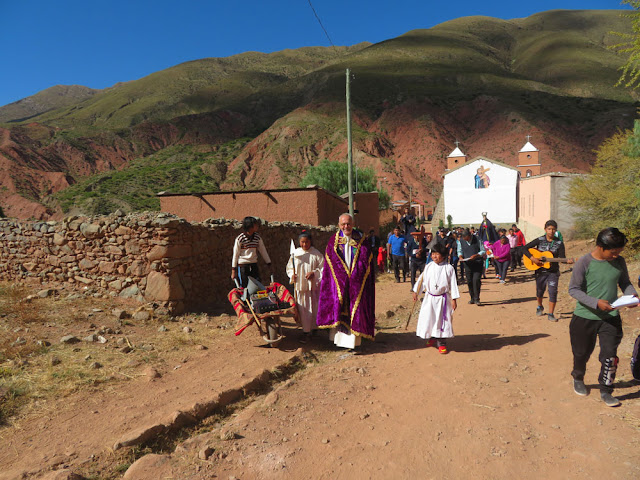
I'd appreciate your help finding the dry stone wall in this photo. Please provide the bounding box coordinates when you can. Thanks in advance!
[0,212,335,313]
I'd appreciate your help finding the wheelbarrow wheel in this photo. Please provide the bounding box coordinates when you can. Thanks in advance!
[263,318,283,347]
[267,322,279,346]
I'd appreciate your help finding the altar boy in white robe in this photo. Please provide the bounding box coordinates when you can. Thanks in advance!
[286,231,324,343]
[412,242,460,354]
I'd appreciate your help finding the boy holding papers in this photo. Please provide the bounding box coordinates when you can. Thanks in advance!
[568,227,638,407]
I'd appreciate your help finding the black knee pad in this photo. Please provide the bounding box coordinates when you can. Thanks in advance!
[631,335,640,381]
[602,356,619,386]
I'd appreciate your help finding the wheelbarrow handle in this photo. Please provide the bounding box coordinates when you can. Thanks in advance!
[233,278,241,289]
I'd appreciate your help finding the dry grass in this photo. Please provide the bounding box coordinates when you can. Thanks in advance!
[0,280,239,427]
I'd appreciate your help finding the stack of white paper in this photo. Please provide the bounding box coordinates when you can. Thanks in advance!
[611,295,640,310]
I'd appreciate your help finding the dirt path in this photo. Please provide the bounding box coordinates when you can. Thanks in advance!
[124,253,640,479]
[2,242,640,479]
[0,329,303,480]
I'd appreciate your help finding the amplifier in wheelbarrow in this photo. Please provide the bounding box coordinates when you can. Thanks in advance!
[249,290,291,314]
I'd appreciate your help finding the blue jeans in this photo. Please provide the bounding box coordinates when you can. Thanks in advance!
[495,260,510,281]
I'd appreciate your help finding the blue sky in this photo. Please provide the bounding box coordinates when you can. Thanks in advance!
[0,0,629,107]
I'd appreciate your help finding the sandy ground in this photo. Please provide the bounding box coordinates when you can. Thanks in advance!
[2,241,640,479]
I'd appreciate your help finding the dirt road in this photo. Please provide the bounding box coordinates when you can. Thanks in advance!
[159,262,640,480]
[2,242,640,479]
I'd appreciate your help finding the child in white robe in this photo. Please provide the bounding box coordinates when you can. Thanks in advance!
[286,231,324,343]
[412,242,460,354]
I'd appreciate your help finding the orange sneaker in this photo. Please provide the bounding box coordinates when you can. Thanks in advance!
[426,339,436,347]
[438,345,449,354]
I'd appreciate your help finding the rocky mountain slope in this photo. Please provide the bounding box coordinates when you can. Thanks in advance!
[0,9,637,219]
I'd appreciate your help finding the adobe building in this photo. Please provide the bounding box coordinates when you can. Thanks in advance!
[158,185,380,233]
[518,172,585,240]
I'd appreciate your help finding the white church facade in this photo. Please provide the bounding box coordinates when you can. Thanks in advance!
[432,139,583,238]
[443,156,519,225]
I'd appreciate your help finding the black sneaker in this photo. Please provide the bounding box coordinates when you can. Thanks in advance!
[600,391,621,407]
[536,306,544,316]
[468,299,475,304]
[573,379,588,396]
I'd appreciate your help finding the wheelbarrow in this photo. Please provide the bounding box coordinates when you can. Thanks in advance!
[228,276,298,347]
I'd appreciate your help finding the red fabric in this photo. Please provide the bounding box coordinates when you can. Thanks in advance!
[377,247,387,272]
[515,230,526,247]
[228,283,297,335]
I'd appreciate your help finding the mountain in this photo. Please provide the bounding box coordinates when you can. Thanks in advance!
[0,85,98,123]
[0,9,637,220]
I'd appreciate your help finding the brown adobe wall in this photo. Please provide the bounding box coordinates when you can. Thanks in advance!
[316,189,351,227]
[352,192,380,234]
[0,213,335,313]
[159,189,334,226]
[158,188,379,233]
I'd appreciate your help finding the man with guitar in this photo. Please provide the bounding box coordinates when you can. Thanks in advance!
[522,220,574,322]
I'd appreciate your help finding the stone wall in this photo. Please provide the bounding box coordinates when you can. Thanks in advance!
[0,212,335,313]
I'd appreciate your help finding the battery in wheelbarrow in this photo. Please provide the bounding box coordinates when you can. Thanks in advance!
[249,291,290,314]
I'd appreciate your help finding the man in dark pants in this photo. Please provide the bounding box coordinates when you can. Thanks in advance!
[512,223,526,268]
[407,230,429,290]
[457,229,485,305]
[369,228,381,251]
[522,220,571,322]
[387,225,407,283]
[568,227,638,407]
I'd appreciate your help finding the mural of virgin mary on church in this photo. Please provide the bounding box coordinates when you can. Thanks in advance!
[474,165,490,189]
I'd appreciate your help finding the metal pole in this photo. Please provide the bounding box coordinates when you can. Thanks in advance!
[346,68,354,217]
[409,186,413,215]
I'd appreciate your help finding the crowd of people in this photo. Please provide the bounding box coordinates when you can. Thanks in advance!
[230,214,640,407]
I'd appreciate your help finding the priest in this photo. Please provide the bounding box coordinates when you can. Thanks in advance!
[317,213,376,348]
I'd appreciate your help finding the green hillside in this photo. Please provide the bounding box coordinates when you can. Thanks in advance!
[29,44,370,129]
[0,85,98,123]
[54,139,250,215]
[14,10,635,132]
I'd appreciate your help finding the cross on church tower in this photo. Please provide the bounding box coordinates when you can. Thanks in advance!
[447,139,466,170]
[518,134,540,177]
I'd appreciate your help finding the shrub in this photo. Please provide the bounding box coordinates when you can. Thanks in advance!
[568,121,640,252]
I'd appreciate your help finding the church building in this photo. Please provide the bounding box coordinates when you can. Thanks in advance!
[433,138,583,239]
[441,145,520,225]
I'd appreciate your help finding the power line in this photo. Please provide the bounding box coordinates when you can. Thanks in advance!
[307,0,336,49]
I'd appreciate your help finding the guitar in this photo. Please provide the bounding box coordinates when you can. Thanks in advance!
[522,248,573,271]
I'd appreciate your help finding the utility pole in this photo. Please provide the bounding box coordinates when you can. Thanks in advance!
[346,68,354,217]
[409,186,413,215]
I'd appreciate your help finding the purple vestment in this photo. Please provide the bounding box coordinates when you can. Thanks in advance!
[316,229,376,339]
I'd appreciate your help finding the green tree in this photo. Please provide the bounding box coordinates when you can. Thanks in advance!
[568,123,640,251]
[300,160,391,209]
[446,214,453,229]
[612,1,640,88]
